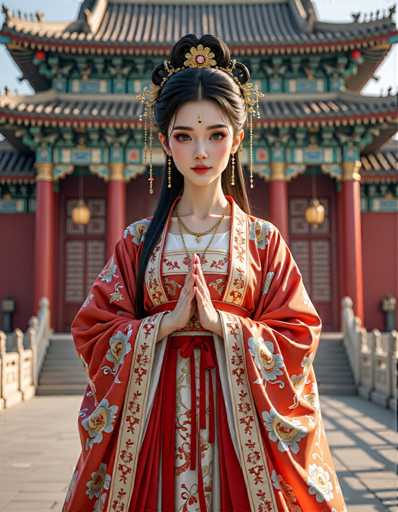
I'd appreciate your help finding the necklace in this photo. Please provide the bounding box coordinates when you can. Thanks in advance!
[176,208,226,243]
[176,210,225,267]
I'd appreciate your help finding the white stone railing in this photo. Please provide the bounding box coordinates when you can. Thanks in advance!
[342,296,397,410]
[0,298,51,410]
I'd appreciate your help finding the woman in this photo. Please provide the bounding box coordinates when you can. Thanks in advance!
[63,34,347,512]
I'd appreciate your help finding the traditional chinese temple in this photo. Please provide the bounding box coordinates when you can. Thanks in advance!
[0,0,397,333]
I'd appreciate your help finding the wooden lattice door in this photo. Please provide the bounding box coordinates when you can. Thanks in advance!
[61,198,106,331]
[289,197,336,331]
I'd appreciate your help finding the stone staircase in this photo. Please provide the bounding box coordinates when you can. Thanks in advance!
[37,333,87,396]
[314,332,357,396]
[36,331,357,396]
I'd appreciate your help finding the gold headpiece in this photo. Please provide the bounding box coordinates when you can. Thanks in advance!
[136,44,264,194]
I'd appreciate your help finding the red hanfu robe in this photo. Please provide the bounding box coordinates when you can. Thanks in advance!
[63,193,347,512]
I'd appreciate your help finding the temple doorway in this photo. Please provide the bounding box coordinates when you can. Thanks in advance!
[288,168,339,331]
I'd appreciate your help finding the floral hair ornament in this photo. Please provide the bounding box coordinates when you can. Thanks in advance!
[136,44,264,194]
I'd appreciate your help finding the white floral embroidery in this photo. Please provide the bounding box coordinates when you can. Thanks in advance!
[81,399,118,449]
[99,256,118,283]
[307,464,334,503]
[248,336,285,388]
[249,218,274,249]
[262,407,308,454]
[291,355,314,390]
[123,218,151,245]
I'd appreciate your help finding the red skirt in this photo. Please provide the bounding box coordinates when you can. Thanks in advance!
[129,333,251,511]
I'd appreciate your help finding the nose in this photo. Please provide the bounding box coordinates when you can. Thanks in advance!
[194,141,208,160]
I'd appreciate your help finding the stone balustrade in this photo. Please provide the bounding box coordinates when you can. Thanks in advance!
[0,297,51,410]
[342,297,397,410]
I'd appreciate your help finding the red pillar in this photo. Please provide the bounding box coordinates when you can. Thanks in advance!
[341,161,364,324]
[34,163,55,319]
[268,162,289,242]
[106,163,126,259]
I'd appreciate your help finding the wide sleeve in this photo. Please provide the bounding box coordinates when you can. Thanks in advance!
[63,224,168,512]
[217,225,347,512]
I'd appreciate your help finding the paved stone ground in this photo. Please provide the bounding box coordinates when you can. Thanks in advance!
[0,394,396,511]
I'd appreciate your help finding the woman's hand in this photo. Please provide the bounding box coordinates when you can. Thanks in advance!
[166,256,197,331]
[192,253,223,337]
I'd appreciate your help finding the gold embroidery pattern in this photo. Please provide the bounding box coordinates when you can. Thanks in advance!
[164,276,183,299]
[108,312,165,512]
[208,277,226,296]
[145,239,168,306]
[220,311,277,512]
[224,204,249,307]
[162,251,228,275]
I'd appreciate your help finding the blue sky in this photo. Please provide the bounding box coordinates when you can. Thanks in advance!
[0,0,396,96]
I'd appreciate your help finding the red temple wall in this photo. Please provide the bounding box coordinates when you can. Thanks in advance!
[0,213,35,330]
[361,211,398,331]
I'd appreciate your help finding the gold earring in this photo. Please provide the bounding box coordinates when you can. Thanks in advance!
[249,111,254,189]
[231,153,235,186]
[167,155,172,188]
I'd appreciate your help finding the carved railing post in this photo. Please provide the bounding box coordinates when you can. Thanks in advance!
[388,331,398,411]
[14,328,24,396]
[28,316,38,389]
[342,296,363,385]
[359,330,376,400]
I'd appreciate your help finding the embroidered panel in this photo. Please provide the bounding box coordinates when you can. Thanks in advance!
[108,312,165,512]
[219,311,278,512]
[222,202,249,308]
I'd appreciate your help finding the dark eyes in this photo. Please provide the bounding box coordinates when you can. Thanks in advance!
[174,132,226,142]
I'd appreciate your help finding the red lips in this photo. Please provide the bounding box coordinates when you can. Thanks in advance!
[191,165,211,174]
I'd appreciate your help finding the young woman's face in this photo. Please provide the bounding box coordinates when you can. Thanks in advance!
[159,99,244,187]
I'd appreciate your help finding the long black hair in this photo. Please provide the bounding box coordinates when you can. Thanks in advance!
[135,33,252,318]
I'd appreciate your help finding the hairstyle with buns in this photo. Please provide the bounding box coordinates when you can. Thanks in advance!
[135,34,253,318]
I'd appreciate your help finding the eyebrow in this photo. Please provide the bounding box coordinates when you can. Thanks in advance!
[172,124,228,131]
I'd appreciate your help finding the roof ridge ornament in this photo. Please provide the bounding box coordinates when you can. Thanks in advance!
[82,0,107,34]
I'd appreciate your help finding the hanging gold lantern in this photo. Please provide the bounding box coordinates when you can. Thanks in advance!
[72,199,91,225]
[305,198,325,226]
[72,174,90,225]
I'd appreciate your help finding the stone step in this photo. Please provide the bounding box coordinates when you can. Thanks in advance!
[39,376,88,385]
[318,384,358,396]
[44,348,78,354]
[43,355,81,362]
[40,369,86,378]
[314,366,352,378]
[36,383,86,396]
[316,375,355,386]
[44,355,79,361]
[315,362,352,369]
[41,364,84,372]
[46,347,77,354]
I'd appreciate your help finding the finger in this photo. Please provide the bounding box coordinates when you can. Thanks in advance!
[194,272,209,298]
[194,285,205,306]
[195,258,206,282]
[194,281,205,299]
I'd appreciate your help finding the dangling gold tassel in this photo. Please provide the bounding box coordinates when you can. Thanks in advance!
[148,101,154,195]
[231,153,235,186]
[249,110,254,189]
[167,155,172,188]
